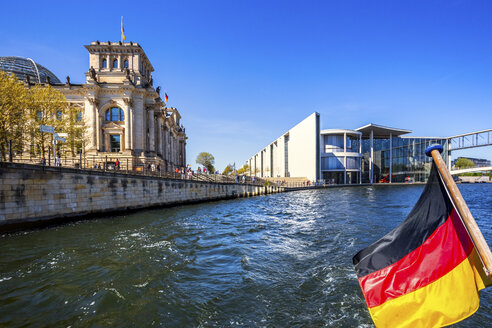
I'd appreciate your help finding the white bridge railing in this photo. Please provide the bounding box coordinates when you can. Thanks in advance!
[450,166,492,175]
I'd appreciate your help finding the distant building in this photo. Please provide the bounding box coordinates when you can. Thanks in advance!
[246,113,449,184]
[452,157,491,168]
[0,41,187,171]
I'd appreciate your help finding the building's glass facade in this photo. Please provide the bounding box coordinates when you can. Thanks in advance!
[320,130,362,184]
[359,137,448,183]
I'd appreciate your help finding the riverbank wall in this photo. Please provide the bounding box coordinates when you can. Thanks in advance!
[0,162,282,232]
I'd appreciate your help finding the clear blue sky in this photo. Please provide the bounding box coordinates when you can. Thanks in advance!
[1,0,491,170]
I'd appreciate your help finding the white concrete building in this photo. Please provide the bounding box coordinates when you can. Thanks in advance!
[246,113,448,184]
[248,112,320,181]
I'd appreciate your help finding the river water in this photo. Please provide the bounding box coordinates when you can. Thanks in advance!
[0,184,491,327]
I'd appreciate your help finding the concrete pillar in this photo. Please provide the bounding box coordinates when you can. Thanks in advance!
[344,132,347,184]
[389,133,392,183]
[359,134,362,184]
[370,130,374,184]
[447,138,452,171]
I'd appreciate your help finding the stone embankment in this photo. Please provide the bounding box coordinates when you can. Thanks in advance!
[0,162,282,232]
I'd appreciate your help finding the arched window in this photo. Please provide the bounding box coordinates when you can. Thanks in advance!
[113,59,118,68]
[102,58,107,68]
[105,107,124,121]
[124,59,129,68]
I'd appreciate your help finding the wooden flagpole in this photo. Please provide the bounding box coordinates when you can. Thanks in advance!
[426,144,492,277]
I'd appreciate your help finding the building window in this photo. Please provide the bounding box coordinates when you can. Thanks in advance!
[56,111,62,121]
[321,156,344,170]
[113,59,118,68]
[76,112,83,122]
[124,59,129,68]
[102,58,107,68]
[105,107,124,121]
[110,135,120,152]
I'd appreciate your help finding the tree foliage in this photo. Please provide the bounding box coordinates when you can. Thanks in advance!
[455,157,475,169]
[0,71,28,160]
[0,72,88,160]
[237,164,249,175]
[196,152,215,173]
[27,85,68,156]
[222,164,233,175]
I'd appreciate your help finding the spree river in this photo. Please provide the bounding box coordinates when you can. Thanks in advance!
[1,184,491,327]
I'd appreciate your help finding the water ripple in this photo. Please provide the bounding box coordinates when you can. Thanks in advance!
[0,184,490,327]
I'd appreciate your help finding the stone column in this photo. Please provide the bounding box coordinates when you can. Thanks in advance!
[157,118,162,156]
[123,98,132,152]
[148,108,155,152]
[89,98,99,150]
[96,114,101,151]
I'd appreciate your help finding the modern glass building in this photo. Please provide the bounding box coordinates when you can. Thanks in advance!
[246,114,449,184]
[355,124,448,183]
[320,129,362,184]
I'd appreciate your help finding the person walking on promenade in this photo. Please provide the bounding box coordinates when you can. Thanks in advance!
[115,159,120,170]
[41,156,46,166]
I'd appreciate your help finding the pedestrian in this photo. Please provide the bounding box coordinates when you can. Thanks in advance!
[115,159,120,170]
[41,156,46,166]
[242,175,246,184]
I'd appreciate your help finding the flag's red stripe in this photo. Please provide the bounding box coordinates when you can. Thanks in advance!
[359,209,474,308]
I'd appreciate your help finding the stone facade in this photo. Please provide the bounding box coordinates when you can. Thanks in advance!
[55,41,186,171]
[0,163,282,231]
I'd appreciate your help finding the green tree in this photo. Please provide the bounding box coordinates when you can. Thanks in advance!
[237,164,249,175]
[64,104,87,156]
[0,71,29,160]
[455,158,475,169]
[222,164,233,175]
[196,152,215,173]
[26,85,69,156]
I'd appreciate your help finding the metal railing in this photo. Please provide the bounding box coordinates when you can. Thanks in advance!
[1,154,268,186]
[448,129,492,151]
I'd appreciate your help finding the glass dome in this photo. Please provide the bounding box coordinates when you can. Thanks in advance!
[0,56,61,84]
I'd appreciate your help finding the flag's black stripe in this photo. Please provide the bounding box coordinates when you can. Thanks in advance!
[353,163,453,278]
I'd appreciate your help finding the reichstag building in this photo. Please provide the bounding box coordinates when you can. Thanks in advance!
[0,41,187,171]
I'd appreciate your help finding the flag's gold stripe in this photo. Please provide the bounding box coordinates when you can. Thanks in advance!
[368,249,490,328]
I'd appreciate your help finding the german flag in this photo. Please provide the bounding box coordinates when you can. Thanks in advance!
[353,163,492,328]
[164,93,168,103]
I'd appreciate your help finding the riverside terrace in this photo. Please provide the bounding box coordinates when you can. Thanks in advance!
[0,155,264,186]
[0,154,330,188]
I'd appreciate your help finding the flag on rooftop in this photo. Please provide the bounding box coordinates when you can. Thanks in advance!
[121,16,126,41]
[164,92,168,102]
[353,161,492,327]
